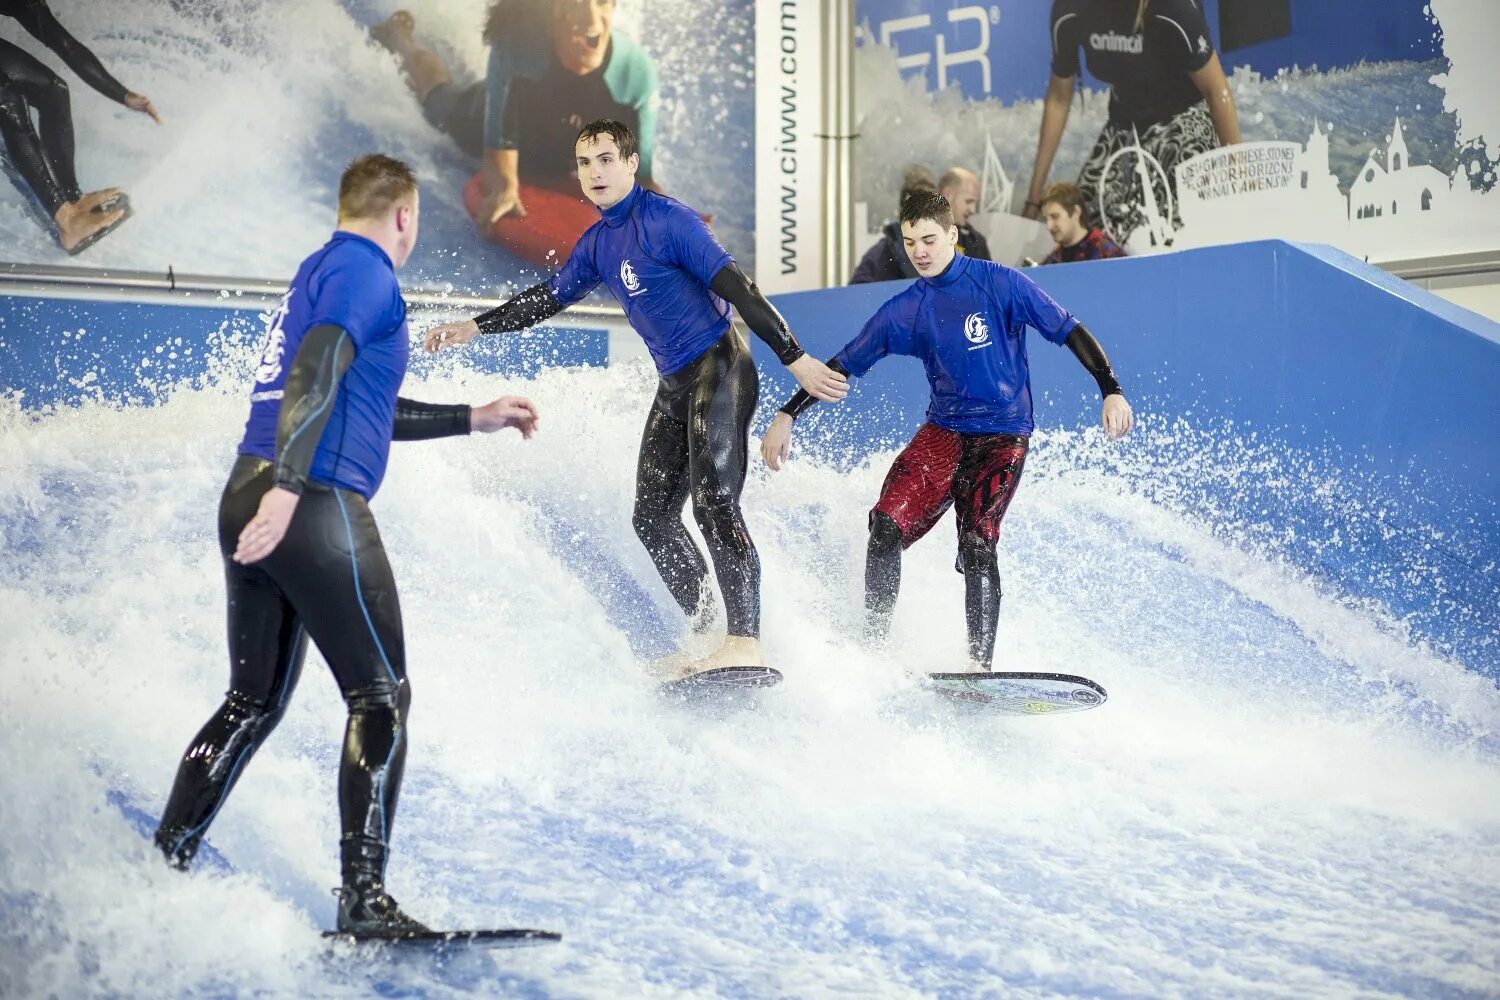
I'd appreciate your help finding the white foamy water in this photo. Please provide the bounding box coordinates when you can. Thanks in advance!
[2,356,1497,998]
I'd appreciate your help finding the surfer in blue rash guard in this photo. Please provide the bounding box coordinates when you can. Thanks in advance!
[423,118,848,679]
[762,188,1132,673]
[153,154,541,935]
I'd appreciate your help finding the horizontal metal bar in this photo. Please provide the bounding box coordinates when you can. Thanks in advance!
[1378,249,1500,282]
[0,259,625,318]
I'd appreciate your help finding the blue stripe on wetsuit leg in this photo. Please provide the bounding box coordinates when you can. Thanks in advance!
[334,490,397,685]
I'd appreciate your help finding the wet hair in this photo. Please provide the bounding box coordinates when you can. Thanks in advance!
[483,1,550,45]
[338,154,417,220]
[898,188,954,231]
[1040,181,1087,217]
[576,118,638,161]
[897,165,938,211]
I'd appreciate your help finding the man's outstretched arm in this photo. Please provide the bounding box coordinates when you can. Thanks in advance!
[394,395,540,440]
[710,263,847,403]
[422,283,566,352]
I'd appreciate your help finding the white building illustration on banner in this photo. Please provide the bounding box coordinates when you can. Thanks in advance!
[1157,116,1486,261]
[1348,119,1448,222]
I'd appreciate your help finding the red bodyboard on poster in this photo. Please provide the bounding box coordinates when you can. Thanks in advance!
[462,174,597,265]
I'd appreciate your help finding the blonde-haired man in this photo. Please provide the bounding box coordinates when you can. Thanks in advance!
[154,155,540,935]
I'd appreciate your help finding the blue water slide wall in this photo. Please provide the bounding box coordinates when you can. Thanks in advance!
[0,294,609,409]
[760,241,1499,671]
[856,0,1443,105]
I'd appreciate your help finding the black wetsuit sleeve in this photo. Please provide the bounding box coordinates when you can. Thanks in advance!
[392,397,472,441]
[13,1,130,104]
[1064,324,1123,398]
[474,282,565,335]
[779,359,849,419]
[709,263,806,366]
[272,323,355,495]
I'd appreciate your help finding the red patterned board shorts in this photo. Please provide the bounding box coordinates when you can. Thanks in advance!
[871,423,1029,549]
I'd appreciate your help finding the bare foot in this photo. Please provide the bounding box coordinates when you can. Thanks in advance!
[951,660,992,674]
[371,9,415,52]
[75,187,123,212]
[55,198,126,253]
[678,635,764,678]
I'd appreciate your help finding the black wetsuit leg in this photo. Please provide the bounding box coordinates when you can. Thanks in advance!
[156,457,409,888]
[952,435,1029,668]
[864,513,904,644]
[633,331,762,638]
[2,0,129,104]
[420,79,486,159]
[0,37,78,216]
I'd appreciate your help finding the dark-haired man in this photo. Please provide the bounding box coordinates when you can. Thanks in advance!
[762,189,1132,672]
[153,155,541,934]
[425,118,847,677]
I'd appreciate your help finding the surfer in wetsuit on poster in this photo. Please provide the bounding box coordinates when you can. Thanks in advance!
[372,0,665,256]
[0,0,160,252]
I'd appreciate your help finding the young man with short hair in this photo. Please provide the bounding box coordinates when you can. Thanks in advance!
[154,154,540,934]
[762,189,1132,672]
[1040,181,1127,264]
[425,119,847,678]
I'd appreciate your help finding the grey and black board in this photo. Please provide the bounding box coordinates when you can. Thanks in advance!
[926,671,1107,715]
[660,665,783,699]
[321,928,562,949]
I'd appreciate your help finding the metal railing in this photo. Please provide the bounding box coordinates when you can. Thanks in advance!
[1378,249,1500,284]
[0,259,626,318]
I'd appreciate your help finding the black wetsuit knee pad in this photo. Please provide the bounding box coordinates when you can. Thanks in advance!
[223,688,287,731]
[344,680,408,717]
[956,533,999,577]
[689,492,740,540]
[869,512,904,554]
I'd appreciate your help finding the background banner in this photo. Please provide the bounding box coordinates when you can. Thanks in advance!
[853,0,1500,269]
[754,0,826,294]
[0,0,756,294]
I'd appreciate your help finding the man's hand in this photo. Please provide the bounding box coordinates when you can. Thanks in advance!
[473,181,526,235]
[788,355,848,403]
[471,396,540,438]
[233,486,299,564]
[125,91,162,125]
[1102,394,1133,439]
[424,319,480,353]
[761,412,795,471]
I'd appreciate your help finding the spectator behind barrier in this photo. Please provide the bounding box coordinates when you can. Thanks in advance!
[938,167,991,262]
[1040,182,1126,264]
[850,166,937,284]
